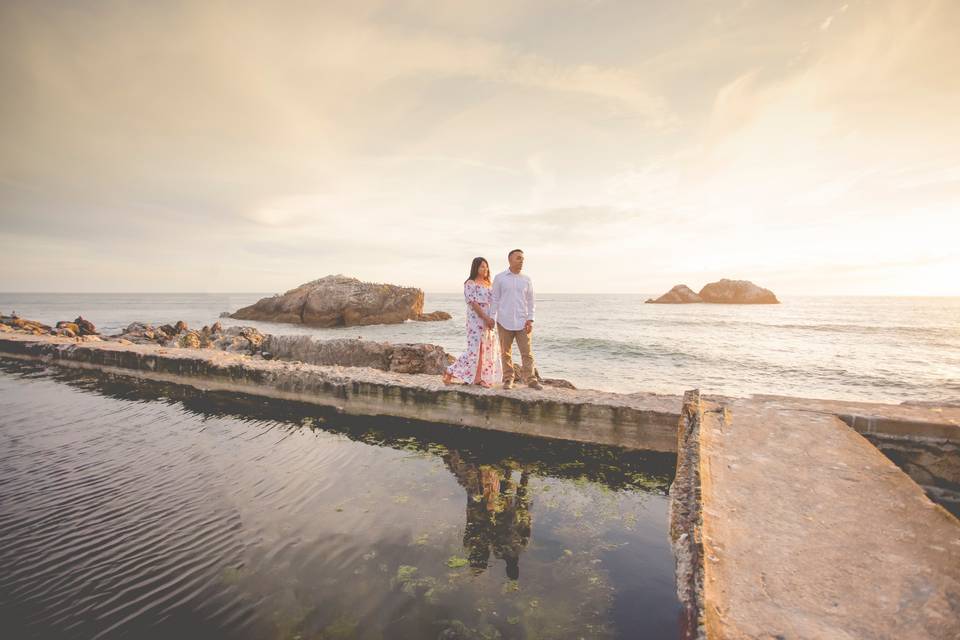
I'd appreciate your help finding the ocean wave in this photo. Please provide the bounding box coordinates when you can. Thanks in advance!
[538,336,712,363]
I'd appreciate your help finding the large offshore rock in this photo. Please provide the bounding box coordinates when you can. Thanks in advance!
[698,279,779,304]
[230,275,448,327]
[261,334,452,375]
[645,284,703,304]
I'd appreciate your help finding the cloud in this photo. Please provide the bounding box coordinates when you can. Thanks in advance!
[1,0,958,295]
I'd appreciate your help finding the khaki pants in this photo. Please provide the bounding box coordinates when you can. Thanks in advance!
[497,323,535,384]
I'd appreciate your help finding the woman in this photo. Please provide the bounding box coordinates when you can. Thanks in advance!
[444,257,502,388]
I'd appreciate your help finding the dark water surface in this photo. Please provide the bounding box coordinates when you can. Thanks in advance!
[0,361,680,639]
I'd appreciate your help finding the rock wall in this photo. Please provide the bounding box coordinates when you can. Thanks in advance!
[262,335,453,375]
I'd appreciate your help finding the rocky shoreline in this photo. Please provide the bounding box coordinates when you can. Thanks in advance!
[1,312,573,387]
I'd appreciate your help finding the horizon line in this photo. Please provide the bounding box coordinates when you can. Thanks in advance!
[1,291,959,298]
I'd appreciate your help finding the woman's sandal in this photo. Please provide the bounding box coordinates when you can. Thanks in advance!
[442,372,454,385]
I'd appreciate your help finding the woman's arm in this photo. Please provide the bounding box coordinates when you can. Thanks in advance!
[470,300,494,327]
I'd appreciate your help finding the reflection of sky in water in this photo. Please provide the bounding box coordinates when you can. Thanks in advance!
[2,292,958,402]
[0,362,680,639]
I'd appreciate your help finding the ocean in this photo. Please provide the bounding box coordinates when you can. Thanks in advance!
[1,292,958,404]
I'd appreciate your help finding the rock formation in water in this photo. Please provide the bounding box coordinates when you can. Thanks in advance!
[698,279,779,304]
[645,279,779,304]
[645,285,703,304]
[229,275,451,327]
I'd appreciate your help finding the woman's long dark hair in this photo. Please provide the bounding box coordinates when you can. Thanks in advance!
[466,257,490,285]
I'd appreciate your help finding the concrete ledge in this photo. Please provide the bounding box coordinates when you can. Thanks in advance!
[0,333,682,452]
[693,397,960,640]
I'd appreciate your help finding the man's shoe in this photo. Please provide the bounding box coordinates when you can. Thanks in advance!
[503,380,515,390]
[528,380,543,390]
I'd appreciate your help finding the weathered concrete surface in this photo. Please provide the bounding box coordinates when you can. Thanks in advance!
[744,394,960,515]
[0,333,681,452]
[696,397,960,640]
[669,390,709,639]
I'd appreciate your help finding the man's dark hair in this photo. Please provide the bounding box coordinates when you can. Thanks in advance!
[508,249,523,258]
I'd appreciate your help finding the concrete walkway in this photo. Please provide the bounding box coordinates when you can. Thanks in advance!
[695,398,960,639]
[0,333,682,451]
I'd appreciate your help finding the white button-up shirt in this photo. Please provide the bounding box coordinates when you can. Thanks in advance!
[491,269,535,331]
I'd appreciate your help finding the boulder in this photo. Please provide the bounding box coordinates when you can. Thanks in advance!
[417,311,452,322]
[510,364,576,390]
[230,275,449,327]
[178,331,201,349]
[698,279,779,304]
[645,285,703,304]
[3,316,52,335]
[211,326,265,353]
[73,316,98,335]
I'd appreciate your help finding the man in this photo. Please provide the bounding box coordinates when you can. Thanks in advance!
[491,249,541,390]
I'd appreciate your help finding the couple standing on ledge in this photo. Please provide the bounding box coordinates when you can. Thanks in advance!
[443,249,541,391]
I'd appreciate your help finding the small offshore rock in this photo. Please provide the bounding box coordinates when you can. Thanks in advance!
[646,284,703,304]
[416,311,452,322]
[698,279,779,304]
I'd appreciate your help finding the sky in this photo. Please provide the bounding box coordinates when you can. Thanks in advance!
[1,0,958,295]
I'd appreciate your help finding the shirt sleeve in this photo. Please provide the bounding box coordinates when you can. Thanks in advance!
[490,275,501,321]
[464,281,479,305]
[526,277,535,323]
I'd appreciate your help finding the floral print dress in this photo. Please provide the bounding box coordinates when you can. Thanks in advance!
[446,281,502,385]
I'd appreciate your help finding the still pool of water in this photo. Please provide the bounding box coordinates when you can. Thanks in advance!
[0,361,680,639]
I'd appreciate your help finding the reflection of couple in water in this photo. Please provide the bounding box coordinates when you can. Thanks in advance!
[443,451,532,579]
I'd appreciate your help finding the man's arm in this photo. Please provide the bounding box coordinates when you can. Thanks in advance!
[525,276,535,332]
[490,274,501,323]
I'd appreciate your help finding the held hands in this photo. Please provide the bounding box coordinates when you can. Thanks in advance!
[483,316,495,329]
[524,320,533,335]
